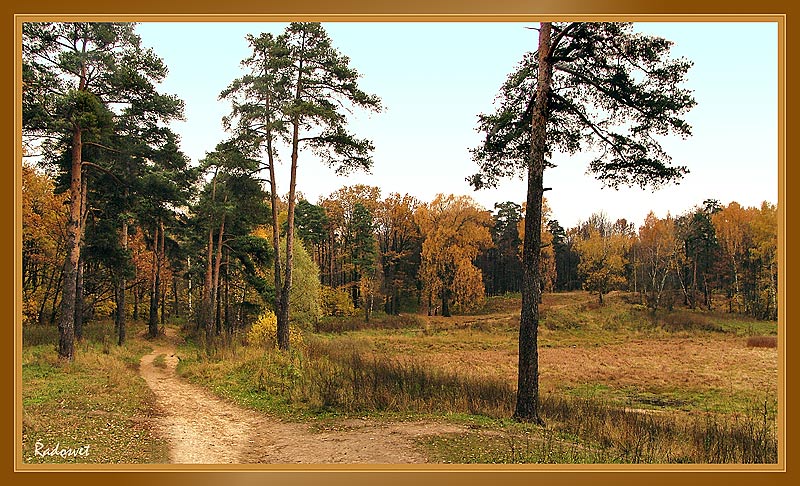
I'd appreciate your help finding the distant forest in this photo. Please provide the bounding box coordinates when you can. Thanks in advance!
[23,161,778,335]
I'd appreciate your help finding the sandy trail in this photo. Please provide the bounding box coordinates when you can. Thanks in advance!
[139,330,464,464]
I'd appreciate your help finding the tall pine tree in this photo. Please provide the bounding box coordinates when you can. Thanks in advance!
[222,23,381,350]
[470,22,695,423]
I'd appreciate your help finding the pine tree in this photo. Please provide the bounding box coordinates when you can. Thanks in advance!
[470,22,695,423]
[222,23,381,350]
[23,22,184,358]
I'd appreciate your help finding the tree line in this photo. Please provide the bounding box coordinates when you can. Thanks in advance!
[23,153,777,338]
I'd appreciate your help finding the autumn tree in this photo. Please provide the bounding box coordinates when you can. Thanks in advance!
[712,201,777,319]
[375,193,422,315]
[221,23,381,350]
[470,22,694,422]
[21,163,69,326]
[574,214,631,304]
[319,185,382,300]
[745,202,778,320]
[636,212,680,312]
[711,202,749,312]
[416,194,492,317]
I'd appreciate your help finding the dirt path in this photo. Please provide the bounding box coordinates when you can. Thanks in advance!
[139,330,465,464]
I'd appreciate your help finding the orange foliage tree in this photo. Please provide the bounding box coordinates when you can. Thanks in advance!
[21,164,69,325]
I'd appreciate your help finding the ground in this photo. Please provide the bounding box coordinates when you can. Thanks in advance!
[22,291,778,464]
[139,328,465,464]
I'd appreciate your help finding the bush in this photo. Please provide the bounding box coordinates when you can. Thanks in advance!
[247,310,304,349]
[746,336,777,348]
[320,285,357,317]
[658,311,723,333]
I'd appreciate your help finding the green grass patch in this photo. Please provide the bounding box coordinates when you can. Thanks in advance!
[419,428,618,464]
[152,354,167,369]
[22,321,170,464]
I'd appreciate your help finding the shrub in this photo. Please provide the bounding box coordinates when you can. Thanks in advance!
[746,336,777,348]
[320,285,357,317]
[247,310,304,349]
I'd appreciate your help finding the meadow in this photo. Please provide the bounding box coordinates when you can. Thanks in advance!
[176,291,779,464]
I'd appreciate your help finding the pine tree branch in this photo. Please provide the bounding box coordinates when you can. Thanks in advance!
[550,22,579,53]
[81,161,123,183]
[83,141,121,153]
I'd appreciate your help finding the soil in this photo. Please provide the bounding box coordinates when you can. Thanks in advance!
[138,329,464,464]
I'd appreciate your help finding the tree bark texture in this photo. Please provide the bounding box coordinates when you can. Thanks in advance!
[116,218,128,345]
[514,22,551,425]
[58,126,83,360]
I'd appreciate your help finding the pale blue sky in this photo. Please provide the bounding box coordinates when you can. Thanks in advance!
[135,21,778,229]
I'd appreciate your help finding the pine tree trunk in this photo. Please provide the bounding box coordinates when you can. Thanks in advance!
[364,290,371,323]
[278,56,304,351]
[116,219,128,345]
[224,251,231,334]
[74,176,88,342]
[161,277,166,328]
[203,225,214,337]
[133,283,139,321]
[74,256,84,341]
[266,113,285,348]
[149,221,162,338]
[514,22,551,425]
[172,278,180,319]
[213,214,226,335]
[278,141,298,349]
[58,125,83,360]
[37,267,56,326]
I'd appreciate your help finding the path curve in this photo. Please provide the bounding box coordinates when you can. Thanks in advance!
[139,330,464,464]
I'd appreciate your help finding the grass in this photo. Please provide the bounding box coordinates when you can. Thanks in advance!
[152,354,167,368]
[153,290,781,464]
[22,321,170,464]
[19,291,778,464]
[315,312,426,334]
[321,293,778,414]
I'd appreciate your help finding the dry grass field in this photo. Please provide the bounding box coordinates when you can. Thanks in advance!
[174,290,778,463]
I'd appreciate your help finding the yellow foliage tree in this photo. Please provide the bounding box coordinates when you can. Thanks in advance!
[252,227,321,328]
[574,226,630,304]
[637,211,680,311]
[21,164,68,325]
[416,194,492,316]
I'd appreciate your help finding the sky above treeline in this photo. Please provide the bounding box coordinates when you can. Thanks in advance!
[135,21,779,229]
